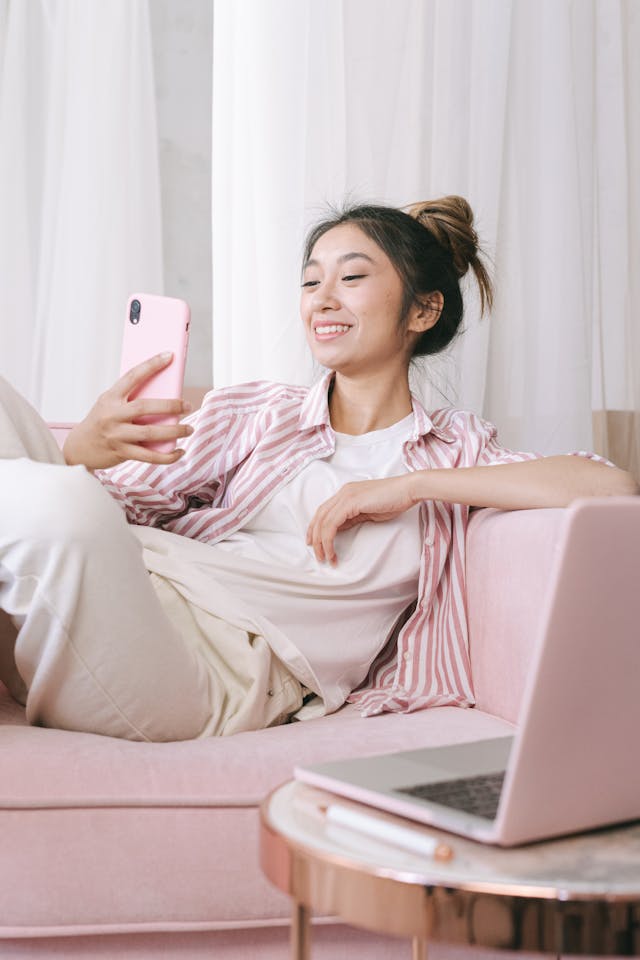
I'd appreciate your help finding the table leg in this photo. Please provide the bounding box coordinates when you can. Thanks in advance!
[291,901,311,960]
[411,936,427,960]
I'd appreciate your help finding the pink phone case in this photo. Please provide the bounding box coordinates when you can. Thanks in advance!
[120,293,191,453]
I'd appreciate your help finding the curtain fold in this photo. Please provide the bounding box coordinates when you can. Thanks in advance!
[212,0,638,472]
[0,0,163,422]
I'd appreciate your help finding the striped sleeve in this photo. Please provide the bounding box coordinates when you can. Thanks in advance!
[96,382,281,526]
[461,412,539,466]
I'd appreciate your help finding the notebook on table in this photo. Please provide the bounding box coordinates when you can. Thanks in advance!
[296,497,640,847]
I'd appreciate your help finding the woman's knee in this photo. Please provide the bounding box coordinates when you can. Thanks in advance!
[0,460,124,545]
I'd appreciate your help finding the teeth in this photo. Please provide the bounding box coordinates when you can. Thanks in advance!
[316,324,350,334]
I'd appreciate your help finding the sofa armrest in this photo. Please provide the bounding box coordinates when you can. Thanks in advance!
[466,507,566,724]
[48,423,74,450]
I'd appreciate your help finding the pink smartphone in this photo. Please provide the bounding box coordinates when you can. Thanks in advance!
[120,292,191,453]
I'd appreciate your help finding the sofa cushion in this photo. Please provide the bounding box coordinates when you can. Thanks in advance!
[0,687,513,936]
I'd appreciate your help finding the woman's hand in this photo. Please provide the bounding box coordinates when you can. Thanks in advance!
[62,353,194,471]
[306,475,417,565]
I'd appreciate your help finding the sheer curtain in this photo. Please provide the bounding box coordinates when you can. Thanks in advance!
[0,0,163,422]
[212,0,639,474]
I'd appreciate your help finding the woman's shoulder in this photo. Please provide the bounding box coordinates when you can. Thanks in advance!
[425,405,538,465]
[199,380,310,414]
[425,405,498,442]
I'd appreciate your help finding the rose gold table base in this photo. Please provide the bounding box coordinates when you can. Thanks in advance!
[291,903,311,960]
[412,936,427,960]
[289,900,427,960]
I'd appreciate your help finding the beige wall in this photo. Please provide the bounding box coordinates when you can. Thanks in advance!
[593,412,640,482]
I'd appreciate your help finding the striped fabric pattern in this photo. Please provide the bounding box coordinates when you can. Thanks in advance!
[98,372,537,715]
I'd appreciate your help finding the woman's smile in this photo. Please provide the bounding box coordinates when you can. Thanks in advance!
[313,321,352,340]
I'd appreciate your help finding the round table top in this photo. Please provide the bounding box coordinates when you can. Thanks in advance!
[263,780,640,902]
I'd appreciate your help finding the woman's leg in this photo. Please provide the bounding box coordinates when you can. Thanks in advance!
[0,374,62,705]
[0,459,217,740]
[0,375,65,463]
[0,376,301,739]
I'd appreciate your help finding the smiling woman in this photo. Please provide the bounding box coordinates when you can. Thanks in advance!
[0,196,637,742]
[299,199,493,433]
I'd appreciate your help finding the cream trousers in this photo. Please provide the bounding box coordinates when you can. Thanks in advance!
[0,376,303,741]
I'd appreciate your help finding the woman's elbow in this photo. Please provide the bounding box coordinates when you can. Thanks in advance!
[620,470,640,497]
[602,466,640,497]
[565,457,640,499]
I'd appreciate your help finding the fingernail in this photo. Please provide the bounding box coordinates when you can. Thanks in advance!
[160,351,173,361]
[182,401,193,412]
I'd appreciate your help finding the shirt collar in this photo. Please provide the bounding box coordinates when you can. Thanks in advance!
[298,370,335,431]
[408,391,456,443]
[298,369,455,443]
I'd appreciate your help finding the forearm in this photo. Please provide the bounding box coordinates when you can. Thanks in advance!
[407,456,639,511]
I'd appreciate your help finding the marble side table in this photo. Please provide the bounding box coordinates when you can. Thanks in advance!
[260,780,640,959]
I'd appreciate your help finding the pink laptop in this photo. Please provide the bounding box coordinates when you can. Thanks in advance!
[296,497,640,846]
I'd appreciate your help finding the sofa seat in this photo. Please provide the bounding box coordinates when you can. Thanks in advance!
[0,688,512,939]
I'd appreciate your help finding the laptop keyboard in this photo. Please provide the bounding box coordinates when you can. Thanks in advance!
[398,770,506,821]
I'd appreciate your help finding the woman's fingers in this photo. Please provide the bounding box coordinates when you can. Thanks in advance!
[306,507,339,565]
[64,393,194,472]
[306,485,368,565]
[126,395,192,420]
[306,477,416,565]
[63,354,196,469]
[117,420,194,444]
[115,352,174,401]
[89,418,194,466]
[112,442,187,466]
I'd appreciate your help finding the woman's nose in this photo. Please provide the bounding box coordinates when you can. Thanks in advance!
[311,283,340,311]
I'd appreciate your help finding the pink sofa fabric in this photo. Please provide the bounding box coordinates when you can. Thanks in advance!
[0,437,567,958]
[467,507,562,722]
[0,704,512,937]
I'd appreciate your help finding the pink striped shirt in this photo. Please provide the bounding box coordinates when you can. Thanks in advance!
[98,372,537,716]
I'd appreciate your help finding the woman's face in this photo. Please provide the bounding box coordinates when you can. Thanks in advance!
[301,223,413,376]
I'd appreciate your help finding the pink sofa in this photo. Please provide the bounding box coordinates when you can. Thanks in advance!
[0,495,563,958]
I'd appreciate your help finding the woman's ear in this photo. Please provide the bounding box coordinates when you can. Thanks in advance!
[407,291,443,334]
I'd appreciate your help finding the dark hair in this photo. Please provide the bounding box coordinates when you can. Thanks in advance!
[302,196,493,358]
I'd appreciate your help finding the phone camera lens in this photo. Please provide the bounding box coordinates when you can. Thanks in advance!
[129,299,141,324]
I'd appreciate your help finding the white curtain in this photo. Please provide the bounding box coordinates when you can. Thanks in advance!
[0,0,163,422]
[212,0,639,465]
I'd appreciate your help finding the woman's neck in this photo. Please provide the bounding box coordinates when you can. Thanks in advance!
[328,370,413,435]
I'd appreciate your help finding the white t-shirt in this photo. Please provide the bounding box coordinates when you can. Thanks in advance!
[204,414,423,711]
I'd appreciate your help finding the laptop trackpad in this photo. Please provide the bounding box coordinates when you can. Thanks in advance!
[310,736,513,792]
[378,736,514,787]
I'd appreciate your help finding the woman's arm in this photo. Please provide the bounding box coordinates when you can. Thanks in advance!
[409,455,638,511]
[306,456,639,564]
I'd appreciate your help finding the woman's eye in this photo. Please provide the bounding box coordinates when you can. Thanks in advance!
[343,274,366,282]
[301,279,319,288]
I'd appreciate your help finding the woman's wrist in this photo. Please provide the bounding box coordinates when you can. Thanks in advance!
[407,469,431,505]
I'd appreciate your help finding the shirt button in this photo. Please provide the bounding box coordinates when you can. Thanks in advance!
[403,652,411,662]
[239,508,249,518]
[281,464,291,475]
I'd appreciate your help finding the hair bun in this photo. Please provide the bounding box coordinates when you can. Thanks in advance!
[405,195,493,314]
[405,195,479,279]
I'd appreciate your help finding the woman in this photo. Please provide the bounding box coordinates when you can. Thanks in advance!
[0,197,636,740]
